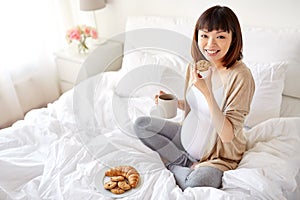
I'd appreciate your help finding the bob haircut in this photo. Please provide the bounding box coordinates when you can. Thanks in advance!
[191,5,243,68]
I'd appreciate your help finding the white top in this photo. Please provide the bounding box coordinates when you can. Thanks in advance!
[181,84,223,160]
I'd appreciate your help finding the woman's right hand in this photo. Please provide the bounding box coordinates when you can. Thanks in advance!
[154,90,166,105]
[155,90,186,110]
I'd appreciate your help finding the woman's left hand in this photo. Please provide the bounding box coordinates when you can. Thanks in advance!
[190,65,213,97]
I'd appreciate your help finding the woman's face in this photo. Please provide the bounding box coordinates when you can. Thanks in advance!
[198,29,232,67]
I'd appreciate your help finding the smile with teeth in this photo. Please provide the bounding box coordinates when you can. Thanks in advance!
[205,49,220,55]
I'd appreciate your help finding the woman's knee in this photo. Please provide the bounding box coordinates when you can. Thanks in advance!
[134,116,166,134]
[133,116,153,139]
[134,116,152,129]
[185,166,223,189]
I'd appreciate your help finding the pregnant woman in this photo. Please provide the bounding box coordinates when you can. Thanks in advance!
[133,5,255,190]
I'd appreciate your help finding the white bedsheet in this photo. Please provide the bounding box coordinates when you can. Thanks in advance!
[0,72,300,200]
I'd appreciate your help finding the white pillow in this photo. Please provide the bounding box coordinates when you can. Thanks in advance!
[121,50,188,74]
[244,61,288,128]
[243,27,300,99]
[115,63,186,99]
[116,49,188,99]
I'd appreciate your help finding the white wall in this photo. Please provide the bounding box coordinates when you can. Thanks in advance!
[95,0,300,38]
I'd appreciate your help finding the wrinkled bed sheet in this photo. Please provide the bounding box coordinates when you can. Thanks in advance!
[0,72,299,200]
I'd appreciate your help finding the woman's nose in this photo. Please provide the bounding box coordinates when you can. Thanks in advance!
[207,37,216,47]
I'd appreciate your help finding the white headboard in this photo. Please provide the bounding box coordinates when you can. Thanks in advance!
[98,0,300,38]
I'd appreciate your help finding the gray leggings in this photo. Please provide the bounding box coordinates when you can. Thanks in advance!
[133,116,223,190]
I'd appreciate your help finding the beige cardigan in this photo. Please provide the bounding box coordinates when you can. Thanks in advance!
[184,61,255,171]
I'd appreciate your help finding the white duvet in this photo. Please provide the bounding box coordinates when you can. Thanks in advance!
[0,72,299,200]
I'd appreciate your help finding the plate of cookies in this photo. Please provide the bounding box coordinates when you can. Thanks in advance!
[94,165,142,198]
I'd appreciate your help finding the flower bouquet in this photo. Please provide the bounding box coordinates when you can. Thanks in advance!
[66,25,98,53]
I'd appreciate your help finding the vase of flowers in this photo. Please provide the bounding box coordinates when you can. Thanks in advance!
[66,25,98,54]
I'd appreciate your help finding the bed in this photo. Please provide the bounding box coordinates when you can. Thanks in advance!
[0,16,300,200]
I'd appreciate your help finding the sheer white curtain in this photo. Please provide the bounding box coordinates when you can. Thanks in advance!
[0,0,85,128]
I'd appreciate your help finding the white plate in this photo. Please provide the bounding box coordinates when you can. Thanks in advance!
[94,166,142,198]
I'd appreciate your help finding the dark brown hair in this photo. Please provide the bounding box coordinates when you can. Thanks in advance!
[191,5,243,68]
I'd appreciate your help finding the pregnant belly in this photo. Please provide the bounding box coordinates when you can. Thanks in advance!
[181,111,213,160]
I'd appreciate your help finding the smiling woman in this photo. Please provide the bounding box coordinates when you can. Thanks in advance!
[133,5,255,191]
[197,30,232,68]
[192,5,243,68]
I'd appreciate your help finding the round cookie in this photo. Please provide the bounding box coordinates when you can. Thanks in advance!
[111,176,125,182]
[118,180,131,191]
[110,187,125,194]
[195,60,211,72]
[104,181,117,190]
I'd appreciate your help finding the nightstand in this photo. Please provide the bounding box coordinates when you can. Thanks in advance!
[55,40,123,94]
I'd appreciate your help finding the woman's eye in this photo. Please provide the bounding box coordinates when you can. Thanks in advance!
[217,35,225,39]
[200,34,208,38]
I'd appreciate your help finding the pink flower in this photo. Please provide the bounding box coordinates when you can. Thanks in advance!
[90,29,98,39]
[68,29,81,41]
[84,27,91,36]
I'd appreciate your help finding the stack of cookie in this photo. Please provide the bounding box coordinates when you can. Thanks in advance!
[103,165,140,194]
[104,175,132,194]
